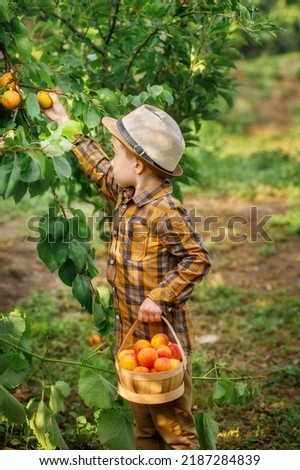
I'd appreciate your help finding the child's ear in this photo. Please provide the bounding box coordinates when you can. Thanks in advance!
[134,158,145,174]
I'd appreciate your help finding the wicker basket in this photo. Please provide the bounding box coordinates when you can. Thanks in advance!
[115,316,186,404]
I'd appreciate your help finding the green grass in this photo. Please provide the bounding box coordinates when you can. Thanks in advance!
[190,283,300,449]
[185,145,300,199]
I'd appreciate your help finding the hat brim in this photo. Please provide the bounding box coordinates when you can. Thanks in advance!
[102,116,183,178]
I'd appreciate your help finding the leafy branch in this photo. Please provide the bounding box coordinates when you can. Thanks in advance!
[46,10,107,58]
[0,336,116,377]
[120,27,160,91]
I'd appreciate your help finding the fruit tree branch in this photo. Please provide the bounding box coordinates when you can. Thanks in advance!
[46,11,106,58]
[120,27,159,91]
[105,0,121,45]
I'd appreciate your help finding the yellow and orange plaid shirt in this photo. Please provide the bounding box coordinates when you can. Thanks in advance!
[73,135,211,353]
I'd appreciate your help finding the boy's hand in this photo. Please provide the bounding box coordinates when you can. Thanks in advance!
[42,92,70,126]
[138,297,162,323]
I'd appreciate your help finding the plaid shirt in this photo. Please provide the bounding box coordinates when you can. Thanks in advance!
[73,136,211,353]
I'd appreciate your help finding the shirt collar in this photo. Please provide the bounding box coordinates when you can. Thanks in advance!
[122,182,173,207]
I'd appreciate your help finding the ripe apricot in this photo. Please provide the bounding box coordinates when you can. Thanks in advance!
[1,90,22,110]
[0,72,16,90]
[134,339,151,355]
[151,333,169,349]
[88,334,102,346]
[117,349,134,362]
[118,351,138,370]
[156,344,172,359]
[170,358,181,369]
[137,347,158,369]
[154,357,173,372]
[37,90,53,109]
[133,366,150,373]
[169,343,183,361]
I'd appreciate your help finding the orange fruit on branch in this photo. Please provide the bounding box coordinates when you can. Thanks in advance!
[37,90,53,109]
[0,72,16,90]
[88,334,102,346]
[1,90,22,110]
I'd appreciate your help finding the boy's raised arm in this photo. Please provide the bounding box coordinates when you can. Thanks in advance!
[42,93,119,202]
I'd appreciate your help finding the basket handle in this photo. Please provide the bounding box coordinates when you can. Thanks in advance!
[119,316,186,366]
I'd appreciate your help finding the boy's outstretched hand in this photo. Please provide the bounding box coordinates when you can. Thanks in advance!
[138,297,163,323]
[42,92,70,126]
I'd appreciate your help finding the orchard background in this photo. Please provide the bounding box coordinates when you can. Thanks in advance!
[0,0,299,450]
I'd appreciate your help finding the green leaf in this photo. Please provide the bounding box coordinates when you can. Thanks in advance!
[78,367,116,410]
[149,85,163,97]
[29,155,55,197]
[97,409,135,450]
[231,381,248,405]
[37,239,69,272]
[26,93,40,119]
[0,1,12,22]
[195,410,218,450]
[14,33,32,62]
[0,385,26,424]
[210,376,234,405]
[53,156,72,180]
[0,161,14,198]
[4,164,20,199]
[60,120,82,140]
[58,259,77,286]
[68,215,91,242]
[0,310,26,347]
[13,180,28,203]
[37,239,59,272]
[27,400,68,450]
[69,239,89,272]
[20,156,41,183]
[72,274,93,311]
[48,216,69,241]
[87,253,98,278]
[0,351,30,389]
[83,106,101,129]
[93,300,106,330]
[49,381,70,415]
[162,89,174,106]
[96,285,111,309]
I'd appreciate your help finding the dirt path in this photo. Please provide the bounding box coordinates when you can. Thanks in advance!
[184,194,300,296]
[0,219,59,313]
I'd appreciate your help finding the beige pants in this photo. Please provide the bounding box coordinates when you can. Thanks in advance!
[130,357,200,450]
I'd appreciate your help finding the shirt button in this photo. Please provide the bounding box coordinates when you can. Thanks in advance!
[112,229,117,236]
[168,307,172,312]
[109,258,115,265]
[122,204,127,209]
[116,315,120,320]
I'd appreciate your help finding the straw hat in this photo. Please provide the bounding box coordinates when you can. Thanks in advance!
[102,104,185,177]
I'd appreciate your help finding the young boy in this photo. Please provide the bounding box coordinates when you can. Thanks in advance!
[44,97,211,450]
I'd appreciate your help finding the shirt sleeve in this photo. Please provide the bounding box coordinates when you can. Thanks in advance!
[72,135,119,202]
[147,205,211,310]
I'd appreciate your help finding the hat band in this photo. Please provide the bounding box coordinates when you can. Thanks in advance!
[116,119,174,175]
